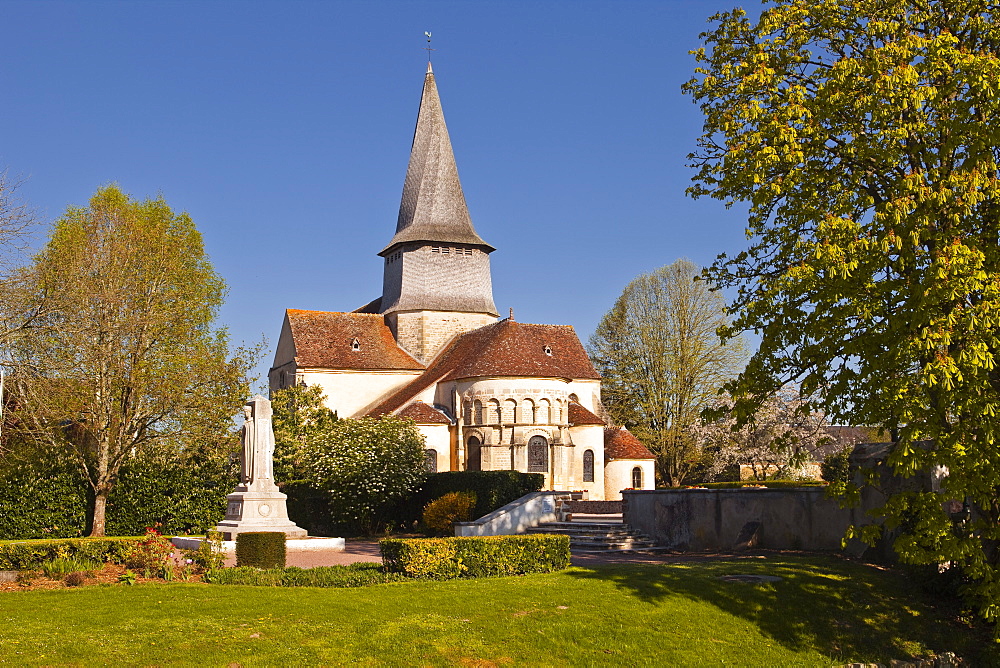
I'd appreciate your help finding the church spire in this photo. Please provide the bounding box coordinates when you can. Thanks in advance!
[380,65,494,256]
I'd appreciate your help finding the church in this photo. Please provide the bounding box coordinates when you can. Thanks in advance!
[269,63,654,501]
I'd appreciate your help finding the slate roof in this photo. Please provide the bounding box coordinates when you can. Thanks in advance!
[284,309,424,370]
[352,297,382,314]
[568,401,605,426]
[604,427,656,461]
[368,319,601,416]
[397,401,452,425]
[381,63,494,256]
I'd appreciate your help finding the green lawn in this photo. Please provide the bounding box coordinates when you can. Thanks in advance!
[0,555,989,667]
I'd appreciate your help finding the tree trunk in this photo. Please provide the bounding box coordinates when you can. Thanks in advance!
[89,488,108,537]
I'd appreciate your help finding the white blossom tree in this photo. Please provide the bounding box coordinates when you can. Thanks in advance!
[697,386,832,481]
[302,415,426,533]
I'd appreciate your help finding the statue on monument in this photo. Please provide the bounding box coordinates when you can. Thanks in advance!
[216,394,306,539]
[239,396,275,488]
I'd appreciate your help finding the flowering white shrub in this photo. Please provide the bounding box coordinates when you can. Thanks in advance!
[302,415,426,532]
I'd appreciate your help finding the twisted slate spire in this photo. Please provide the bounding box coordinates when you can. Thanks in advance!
[380,63,494,255]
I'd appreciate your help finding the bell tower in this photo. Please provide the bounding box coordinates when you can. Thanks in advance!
[379,63,499,363]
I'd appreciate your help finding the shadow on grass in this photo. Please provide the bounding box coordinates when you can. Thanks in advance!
[566,554,984,664]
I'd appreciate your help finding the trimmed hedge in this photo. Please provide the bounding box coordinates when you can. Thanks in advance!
[203,563,407,587]
[0,537,140,570]
[106,456,235,536]
[380,534,571,579]
[0,455,236,540]
[235,532,287,568]
[0,463,89,539]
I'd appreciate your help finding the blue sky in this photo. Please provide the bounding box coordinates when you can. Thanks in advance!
[1,0,756,388]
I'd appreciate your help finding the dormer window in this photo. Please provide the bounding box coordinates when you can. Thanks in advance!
[543,345,552,356]
[351,338,361,351]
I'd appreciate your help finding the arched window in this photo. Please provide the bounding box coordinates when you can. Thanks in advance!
[568,393,579,404]
[473,400,484,425]
[489,399,502,424]
[467,436,482,472]
[583,450,595,482]
[425,449,438,473]
[463,402,473,424]
[632,466,643,489]
[528,435,548,473]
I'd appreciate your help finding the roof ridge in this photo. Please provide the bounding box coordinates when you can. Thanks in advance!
[287,308,383,318]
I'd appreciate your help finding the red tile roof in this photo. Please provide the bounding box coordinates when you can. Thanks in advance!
[286,309,424,370]
[604,427,655,460]
[568,402,605,425]
[397,401,452,424]
[368,319,601,416]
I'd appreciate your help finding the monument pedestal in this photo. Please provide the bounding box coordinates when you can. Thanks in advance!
[215,485,307,540]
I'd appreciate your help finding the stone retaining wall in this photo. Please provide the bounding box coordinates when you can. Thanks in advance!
[622,487,889,556]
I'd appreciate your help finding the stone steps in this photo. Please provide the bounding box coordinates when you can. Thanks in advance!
[527,520,657,552]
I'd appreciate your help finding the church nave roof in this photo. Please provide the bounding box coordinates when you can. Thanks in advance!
[284,309,424,371]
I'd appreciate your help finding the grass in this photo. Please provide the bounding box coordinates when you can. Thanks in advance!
[0,554,991,666]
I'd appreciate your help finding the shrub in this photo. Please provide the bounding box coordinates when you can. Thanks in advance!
[123,528,175,570]
[64,571,86,587]
[235,532,286,568]
[422,492,476,536]
[388,471,545,530]
[0,537,138,570]
[301,416,427,533]
[821,448,853,484]
[421,471,544,520]
[187,530,225,571]
[380,534,571,580]
[203,563,406,587]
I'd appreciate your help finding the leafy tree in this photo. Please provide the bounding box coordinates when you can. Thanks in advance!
[270,383,338,483]
[588,259,746,486]
[685,1,1000,627]
[9,185,257,536]
[301,415,426,533]
[696,386,832,481]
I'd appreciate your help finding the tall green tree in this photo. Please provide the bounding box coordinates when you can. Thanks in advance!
[11,185,257,536]
[684,1,1000,626]
[270,383,337,483]
[588,259,746,486]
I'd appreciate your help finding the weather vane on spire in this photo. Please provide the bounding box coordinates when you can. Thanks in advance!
[424,31,435,63]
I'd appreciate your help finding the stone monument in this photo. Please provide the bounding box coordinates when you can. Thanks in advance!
[215,395,307,540]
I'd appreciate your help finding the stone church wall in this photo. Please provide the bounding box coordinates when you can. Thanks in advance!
[296,368,423,418]
[605,459,655,500]
[387,310,497,363]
